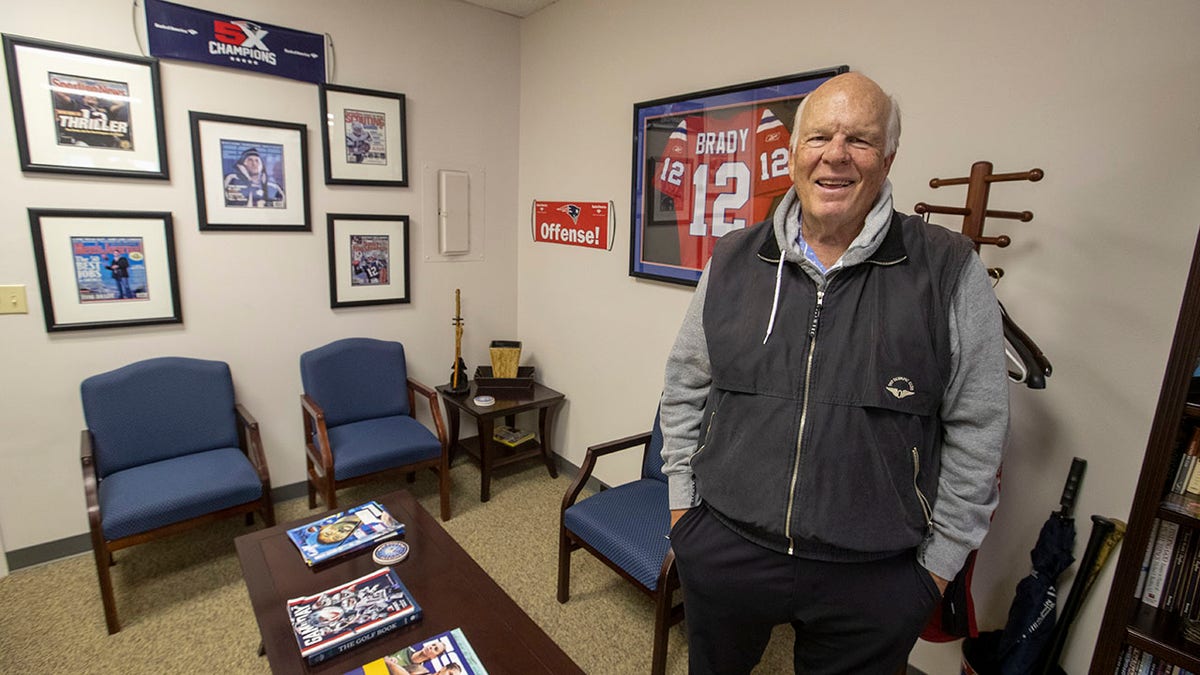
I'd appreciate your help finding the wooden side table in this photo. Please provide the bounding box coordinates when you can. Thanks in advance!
[436,381,565,502]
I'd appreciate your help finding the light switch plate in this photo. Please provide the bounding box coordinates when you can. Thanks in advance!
[0,285,28,314]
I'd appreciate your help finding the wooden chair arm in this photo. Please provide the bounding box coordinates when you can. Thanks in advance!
[300,394,334,470]
[235,403,271,484]
[80,430,102,536]
[561,430,653,513]
[408,377,449,450]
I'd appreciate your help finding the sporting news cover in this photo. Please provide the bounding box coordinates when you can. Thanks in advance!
[50,73,133,149]
[287,567,422,666]
[71,237,149,302]
[342,627,490,675]
[350,234,390,286]
[286,500,403,566]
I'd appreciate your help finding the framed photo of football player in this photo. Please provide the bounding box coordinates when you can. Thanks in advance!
[326,213,411,308]
[629,65,848,286]
[189,111,311,231]
[3,34,168,179]
[28,208,181,332]
[319,83,408,187]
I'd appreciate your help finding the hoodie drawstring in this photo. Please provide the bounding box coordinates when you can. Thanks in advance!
[762,253,786,344]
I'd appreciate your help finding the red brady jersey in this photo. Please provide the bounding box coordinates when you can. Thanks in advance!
[653,106,793,270]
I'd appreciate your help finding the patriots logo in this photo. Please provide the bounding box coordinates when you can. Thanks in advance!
[556,204,581,224]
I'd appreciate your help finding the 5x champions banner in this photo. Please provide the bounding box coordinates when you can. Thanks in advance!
[144,0,325,83]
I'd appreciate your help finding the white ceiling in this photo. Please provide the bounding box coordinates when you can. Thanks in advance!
[456,0,558,18]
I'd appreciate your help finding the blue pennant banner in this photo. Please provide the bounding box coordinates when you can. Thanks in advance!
[145,0,325,83]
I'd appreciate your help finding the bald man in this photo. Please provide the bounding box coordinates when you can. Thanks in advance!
[659,72,1008,673]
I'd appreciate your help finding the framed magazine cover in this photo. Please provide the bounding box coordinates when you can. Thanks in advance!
[319,83,408,186]
[189,111,310,231]
[629,65,848,285]
[2,34,168,179]
[327,213,411,308]
[28,208,181,332]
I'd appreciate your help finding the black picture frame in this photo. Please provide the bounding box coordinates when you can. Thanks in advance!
[189,111,311,231]
[28,208,181,331]
[319,83,408,187]
[3,34,168,179]
[629,66,848,285]
[326,213,411,308]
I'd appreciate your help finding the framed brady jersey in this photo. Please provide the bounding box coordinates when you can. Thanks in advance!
[629,65,848,286]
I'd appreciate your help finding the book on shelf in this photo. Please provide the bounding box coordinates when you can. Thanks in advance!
[286,500,404,566]
[343,627,490,675]
[287,567,423,666]
[1184,427,1200,496]
[1136,518,1161,599]
[1144,519,1181,608]
[1164,527,1194,612]
[1174,427,1200,494]
[493,425,534,447]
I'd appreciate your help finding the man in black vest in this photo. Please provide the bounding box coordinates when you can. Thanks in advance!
[660,72,1009,674]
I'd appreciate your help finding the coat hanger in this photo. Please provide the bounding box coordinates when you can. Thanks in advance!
[916,161,1052,389]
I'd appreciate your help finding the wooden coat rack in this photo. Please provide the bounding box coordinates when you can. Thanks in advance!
[914,160,1051,388]
[914,160,1043,252]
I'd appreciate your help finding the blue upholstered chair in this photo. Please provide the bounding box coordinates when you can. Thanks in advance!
[557,409,683,675]
[299,337,451,520]
[80,357,275,634]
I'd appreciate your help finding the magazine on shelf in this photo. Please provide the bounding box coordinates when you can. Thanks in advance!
[493,425,534,447]
[288,567,423,666]
[286,500,404,566]
[343,627,489,675]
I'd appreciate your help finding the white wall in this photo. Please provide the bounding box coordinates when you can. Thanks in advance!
[516,1,1200,673]
[0,0,520,550]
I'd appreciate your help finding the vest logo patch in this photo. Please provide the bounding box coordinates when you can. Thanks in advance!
[886,376,916,400]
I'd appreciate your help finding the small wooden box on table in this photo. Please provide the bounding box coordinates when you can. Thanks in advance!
[436,380,565,502]
[234,489,581,673]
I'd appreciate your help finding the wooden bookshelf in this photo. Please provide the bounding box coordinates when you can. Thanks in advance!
[1093,231,1200,672]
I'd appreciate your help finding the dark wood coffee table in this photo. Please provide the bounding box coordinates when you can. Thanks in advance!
[437,382,565,502]
[235,489,582,674]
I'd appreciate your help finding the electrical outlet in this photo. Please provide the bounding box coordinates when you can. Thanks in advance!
[0,285,28,314]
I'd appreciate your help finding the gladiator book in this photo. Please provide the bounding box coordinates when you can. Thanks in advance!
[287,567,422,666]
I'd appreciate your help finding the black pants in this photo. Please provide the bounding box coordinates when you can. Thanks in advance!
[671,504,940,675]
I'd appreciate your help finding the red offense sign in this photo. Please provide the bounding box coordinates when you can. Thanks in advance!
[532,201,614,250]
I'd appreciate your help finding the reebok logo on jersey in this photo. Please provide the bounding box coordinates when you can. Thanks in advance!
[886,376,916,400]
[556,204,581,224]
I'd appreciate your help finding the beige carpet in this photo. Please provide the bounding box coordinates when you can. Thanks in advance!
[0,458,804,674]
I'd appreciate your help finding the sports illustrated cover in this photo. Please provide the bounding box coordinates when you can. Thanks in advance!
[71,237,148,303]
[285,500,403,566]
[49,73,133,150]
[342,627,490,675]
[287,567,422,665]
[350,234,390,287]
[343,108,387,165]
[220,139,287,208]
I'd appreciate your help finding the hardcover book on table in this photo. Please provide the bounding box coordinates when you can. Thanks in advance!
[342,627,489,674]
[286,500,404,566]
[287,567,423,666]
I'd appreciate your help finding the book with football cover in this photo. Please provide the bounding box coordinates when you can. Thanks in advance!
[342,627,489,675]
[493,425,534,447]
[288,567,423,666]
[286,500,404,566]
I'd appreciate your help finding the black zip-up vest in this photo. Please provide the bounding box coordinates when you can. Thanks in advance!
[694,212,974,559]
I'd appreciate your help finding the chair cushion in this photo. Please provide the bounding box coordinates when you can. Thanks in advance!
[326,415,441,481]
[564,479,672,590]
[98,447,263,541]
[81,357,239,479]
[642,409,666,483]
[300,338,411,427]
